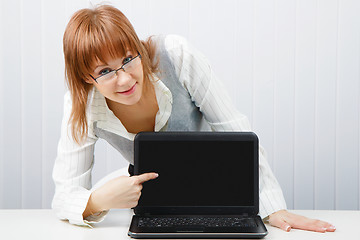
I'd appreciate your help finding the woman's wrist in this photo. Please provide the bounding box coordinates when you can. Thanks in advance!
[83,190,107,219]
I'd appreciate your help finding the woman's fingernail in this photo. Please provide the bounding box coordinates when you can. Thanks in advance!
[280,222,291,232]
[321,227,327,232]
[328,225,336,230]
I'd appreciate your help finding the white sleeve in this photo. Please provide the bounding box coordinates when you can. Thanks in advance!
[52,91,108,227]
[164,35,287,218]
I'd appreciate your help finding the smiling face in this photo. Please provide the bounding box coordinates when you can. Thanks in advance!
[86,51,145,106]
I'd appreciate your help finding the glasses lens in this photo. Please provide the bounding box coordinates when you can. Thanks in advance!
[97,71,116,84]
[123,55,140,72]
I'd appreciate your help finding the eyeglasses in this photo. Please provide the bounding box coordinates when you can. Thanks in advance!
[89,53,141,84]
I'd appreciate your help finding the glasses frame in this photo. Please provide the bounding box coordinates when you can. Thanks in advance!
[89,53,141,84]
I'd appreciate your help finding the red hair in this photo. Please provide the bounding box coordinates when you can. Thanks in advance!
[63,5,158,144]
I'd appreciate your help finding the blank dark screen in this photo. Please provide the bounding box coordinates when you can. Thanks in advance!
[137,140,254,207]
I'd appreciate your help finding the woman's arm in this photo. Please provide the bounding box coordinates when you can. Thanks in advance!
[164,35,335,232]
[52,91,103,227]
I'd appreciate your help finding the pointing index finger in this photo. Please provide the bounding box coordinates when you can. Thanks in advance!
[135,172,159,184]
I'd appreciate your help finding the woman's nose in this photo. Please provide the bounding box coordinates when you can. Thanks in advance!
[114,70,131,85]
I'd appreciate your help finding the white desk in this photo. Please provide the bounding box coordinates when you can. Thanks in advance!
[1,209,358,240]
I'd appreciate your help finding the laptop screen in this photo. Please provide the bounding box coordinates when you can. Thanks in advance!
[135,133,257,209]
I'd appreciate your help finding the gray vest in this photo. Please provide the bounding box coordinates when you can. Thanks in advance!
[94,38,210,164]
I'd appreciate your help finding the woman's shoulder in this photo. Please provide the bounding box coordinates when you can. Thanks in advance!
[151,34,209,71]
[149,34,190,53]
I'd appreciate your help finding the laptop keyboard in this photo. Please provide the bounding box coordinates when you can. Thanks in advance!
[138,216,258,228]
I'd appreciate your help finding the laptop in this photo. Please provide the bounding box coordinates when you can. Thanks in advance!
[128,131,268,239]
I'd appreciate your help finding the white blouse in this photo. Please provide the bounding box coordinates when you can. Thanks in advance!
[52,35,287,227]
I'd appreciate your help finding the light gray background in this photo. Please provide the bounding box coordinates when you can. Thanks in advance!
[0,0,359,211]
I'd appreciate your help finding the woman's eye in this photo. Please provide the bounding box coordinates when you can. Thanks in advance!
[123,56,133,64]
[99,68,112,75]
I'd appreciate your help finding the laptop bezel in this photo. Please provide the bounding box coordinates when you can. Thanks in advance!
[133,131,259,216]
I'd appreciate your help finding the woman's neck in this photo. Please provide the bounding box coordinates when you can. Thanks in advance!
[105,80,159,133]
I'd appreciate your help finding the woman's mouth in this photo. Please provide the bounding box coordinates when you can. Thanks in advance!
[117,83,136,95]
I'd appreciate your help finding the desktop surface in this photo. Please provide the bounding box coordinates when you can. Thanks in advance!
[0,209,358,240]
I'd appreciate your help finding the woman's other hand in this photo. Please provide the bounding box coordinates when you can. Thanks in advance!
[268,209,336,232]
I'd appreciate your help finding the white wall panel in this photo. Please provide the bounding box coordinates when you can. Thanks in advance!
[294,0,317,210]
[170,0,190,38]
[335,0,360,210]
[0,2,5,207]
[130,0,151,40]
[0,0,359,212]
[1,0,22,209]
[41,0,66,208]
[21,0,43,209]
[188,0,214,62]
[252,0,275,167]
[0,0,4,208]
[314,0,338,210]
[209,0,238,109]
[234,0,254,123]
[0,0,3,208]
[147,0,178,36]
[273,0,296,209]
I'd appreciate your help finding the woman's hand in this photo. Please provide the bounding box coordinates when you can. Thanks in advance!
[268,210,336,232]
[84,172,158,218]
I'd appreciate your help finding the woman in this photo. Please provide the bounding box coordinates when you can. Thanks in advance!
[52,4,335,233]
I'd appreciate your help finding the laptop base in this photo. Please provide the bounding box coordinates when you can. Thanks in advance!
[128,215,267,239]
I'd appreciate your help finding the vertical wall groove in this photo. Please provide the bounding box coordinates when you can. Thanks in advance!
[313,0,319,209]
[0,0,3,209]
[292,0,297,209]
[272,0,277,169]
[20,0,24,208]
[334,0,340,210]
[273,0,278,173]
[357,0,360,211]
[357,6,360,211]
[40,0,45,209]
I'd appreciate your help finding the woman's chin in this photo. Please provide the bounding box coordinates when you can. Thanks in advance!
[113,93,142,106]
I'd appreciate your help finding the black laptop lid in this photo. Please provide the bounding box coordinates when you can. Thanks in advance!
[133,132,259,216]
